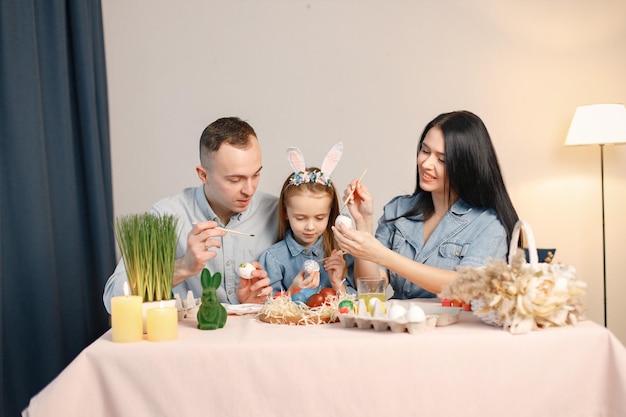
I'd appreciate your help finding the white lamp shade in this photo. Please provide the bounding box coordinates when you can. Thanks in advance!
[565,104,626,146]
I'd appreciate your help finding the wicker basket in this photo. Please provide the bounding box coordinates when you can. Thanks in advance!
[471,220,546,326]
[471,298,500,327]
[468,220,584,333]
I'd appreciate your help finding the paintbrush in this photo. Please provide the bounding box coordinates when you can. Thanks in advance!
[192,222,255,237]
[215,227,255,237]
[312,250,345,263]
[339,168,368,213]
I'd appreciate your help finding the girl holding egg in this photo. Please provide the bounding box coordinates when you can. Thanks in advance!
[259,143,355,295]
[333,111,519,300]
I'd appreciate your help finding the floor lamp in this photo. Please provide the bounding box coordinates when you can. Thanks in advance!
[565,103,626,328]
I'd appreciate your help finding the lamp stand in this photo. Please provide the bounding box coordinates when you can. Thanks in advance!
[599,144,607,328]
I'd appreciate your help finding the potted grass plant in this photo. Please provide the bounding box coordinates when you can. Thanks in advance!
[115,213,178,302]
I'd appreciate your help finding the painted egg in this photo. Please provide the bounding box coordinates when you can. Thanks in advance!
[291,292,307,304]
[303,259,320,274]
[319,287,337,302]
[338,299,355,313]
[291,288,316,305]
[306,293,325,308]
[237,262,255,279]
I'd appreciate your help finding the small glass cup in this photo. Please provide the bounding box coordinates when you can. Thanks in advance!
[357,277,386,315]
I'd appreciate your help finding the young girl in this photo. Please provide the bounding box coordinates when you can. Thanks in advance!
[259,143,354,295]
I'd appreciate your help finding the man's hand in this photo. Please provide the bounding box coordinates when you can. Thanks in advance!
[236,262,273,304]
[173,221,225,286]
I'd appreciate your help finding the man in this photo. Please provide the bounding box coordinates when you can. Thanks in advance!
[103,117,278,313]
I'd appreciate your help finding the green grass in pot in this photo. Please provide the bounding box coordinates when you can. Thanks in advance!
[115,213,178,302]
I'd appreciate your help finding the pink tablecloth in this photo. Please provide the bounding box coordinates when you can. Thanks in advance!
[23,306,626,417]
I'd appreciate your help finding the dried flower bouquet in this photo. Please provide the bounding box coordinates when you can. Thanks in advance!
[440,221,587,334]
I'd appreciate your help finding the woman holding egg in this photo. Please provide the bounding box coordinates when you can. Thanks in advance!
[259,143,355,295]
[333,111,519,300]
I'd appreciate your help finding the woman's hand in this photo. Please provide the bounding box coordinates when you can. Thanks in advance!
[343,180,374,230]
[332,223,385,264]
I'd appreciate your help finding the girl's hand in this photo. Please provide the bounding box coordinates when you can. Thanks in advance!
[301,270,320,289]
[289,270,320,292]
[343,180,374,229]
[324,250,346,290]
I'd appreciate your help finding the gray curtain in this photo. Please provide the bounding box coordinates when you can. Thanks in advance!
[0,1,115,416]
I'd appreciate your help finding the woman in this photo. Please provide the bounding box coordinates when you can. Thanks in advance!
[333,110,519,299]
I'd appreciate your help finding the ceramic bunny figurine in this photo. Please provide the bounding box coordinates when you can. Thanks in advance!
[197,268,227,330]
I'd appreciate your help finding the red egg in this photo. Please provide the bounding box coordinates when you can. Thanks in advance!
[306,293,325,308]
[319,287,337,303]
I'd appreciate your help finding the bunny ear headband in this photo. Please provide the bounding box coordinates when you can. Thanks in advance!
[286,142,343,187]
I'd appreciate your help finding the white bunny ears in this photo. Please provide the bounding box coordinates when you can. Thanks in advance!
[286,142,343,187]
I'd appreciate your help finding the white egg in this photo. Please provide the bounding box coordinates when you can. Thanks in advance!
[387,304,407,321]
[237,262,255,279]
[406,305,426,323]
[334,214,354,230]
[303,259,320,274]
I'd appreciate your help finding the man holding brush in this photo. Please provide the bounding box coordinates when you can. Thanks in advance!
[103,117,278,314]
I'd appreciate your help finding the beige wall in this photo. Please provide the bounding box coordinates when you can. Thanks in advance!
[102,0,626,344]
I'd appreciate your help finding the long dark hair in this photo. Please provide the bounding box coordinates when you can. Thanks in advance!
[400,111,519,240]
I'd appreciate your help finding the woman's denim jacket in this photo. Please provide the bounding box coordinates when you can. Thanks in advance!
[376,193,508,300]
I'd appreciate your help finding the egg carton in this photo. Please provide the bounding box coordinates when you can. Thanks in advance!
[337,302,461,335]
[337,313,438,334]
[174,291,201,320]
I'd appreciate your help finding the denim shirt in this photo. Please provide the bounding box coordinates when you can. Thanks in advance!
[103,185,279,313]
[259,230,355,294]
[376,193,508,300]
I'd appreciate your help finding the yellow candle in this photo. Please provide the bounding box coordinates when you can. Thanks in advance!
[146,302,178,342]
[111,283,143,343]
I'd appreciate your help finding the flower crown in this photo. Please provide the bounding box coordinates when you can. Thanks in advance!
[285,142,343,188]
[288,170,332,187]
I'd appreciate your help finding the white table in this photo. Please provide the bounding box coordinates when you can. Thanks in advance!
[23,304,626,417]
